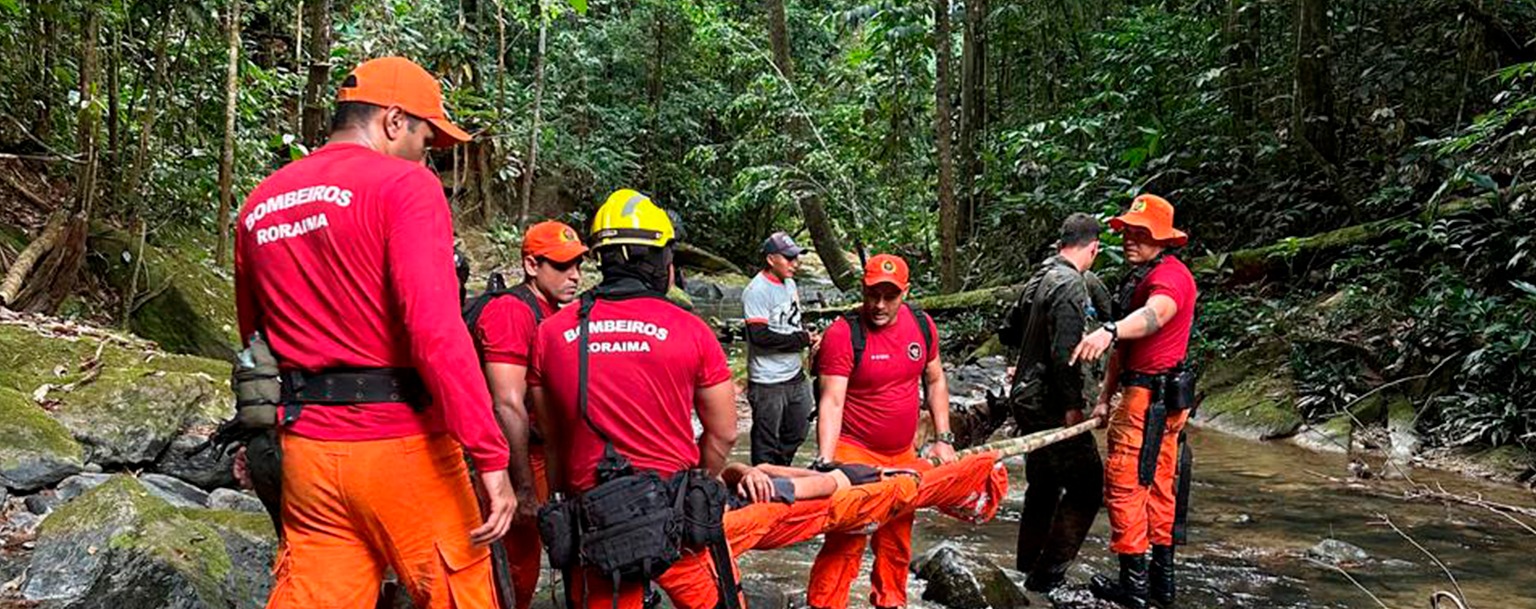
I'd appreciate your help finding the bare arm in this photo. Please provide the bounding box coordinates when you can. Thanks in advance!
[484,362,537,502]
[1071,294,1180,365]
[695,380,738,477]
[529,385,567,492]
[924,356,952,437]
[1115,294,1178,340]
[815,376,849,462]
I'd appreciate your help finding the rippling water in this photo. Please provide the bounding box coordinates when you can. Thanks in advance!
[734,428,1536,609]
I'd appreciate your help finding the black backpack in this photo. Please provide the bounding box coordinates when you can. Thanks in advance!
[818,302,935,375]
[462,273,546,355]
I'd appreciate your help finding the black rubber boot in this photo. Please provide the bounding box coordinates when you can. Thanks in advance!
[1025,563,1068,594]
[1150,545,1176,607]
[1090,553,1149,609]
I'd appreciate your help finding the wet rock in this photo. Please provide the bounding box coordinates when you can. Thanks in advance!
[914,542,1029,609]
[56,472,114,502]
[50,368,226,467]
[741,578,791,609]
[155,434,237,490]
[7,508,43,535]
[141,473,212,509]
[22,475,275,608]
[24,494,59,516]
[1386,398,1420,468]
[1292,415,1352,454]
[207,489,264,514]
[1380,558,1417,570]
[1306,539,1370,566]
[0,387,86,492]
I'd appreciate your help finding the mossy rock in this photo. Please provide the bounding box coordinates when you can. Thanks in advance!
[1292,414,1353,454]
[1196,371,1302,441]
[52,368,226,466]
[24,475,275,609]
[0,323,231,470]
[0,386,85,491]
[88,226,238,361]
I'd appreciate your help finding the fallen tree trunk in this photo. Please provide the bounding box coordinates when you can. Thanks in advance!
[0,212,67,307]
[1192,190,1509,285]
[806,283,1023,319]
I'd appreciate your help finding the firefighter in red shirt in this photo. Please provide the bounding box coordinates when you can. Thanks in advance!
[468,220,587,609]
[1071,194,1199,609]
[808,253,959,609]
[528,190,739,609]
[234,57,514,609]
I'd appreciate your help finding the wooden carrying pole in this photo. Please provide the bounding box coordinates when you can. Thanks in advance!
[934,418,1103,464]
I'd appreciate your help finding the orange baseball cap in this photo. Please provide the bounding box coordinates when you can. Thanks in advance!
[863,254,910,291]
[522,221,588,263]
[1108,194,1188,247]
[336,57,471,148]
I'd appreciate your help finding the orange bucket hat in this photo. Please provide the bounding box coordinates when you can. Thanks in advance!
[1108,194,1188,247]
[336,57,471,148]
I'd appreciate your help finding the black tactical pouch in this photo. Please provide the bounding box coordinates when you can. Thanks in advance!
[1164,367,1197,411]
[675,470,728,547]
[578,470,681,581]
[538,498,579,570]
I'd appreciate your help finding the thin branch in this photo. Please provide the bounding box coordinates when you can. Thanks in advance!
[3,114,84,163]
[1377,514,1468,607]
[1303,557,1392,609]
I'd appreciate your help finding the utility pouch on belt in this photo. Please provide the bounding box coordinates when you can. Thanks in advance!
[539,497,579,570]
[231,332,282,430]
[1164,367,1197,411]
[676,470,729,547]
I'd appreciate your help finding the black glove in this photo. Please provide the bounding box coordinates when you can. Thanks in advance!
[835,463,881,486]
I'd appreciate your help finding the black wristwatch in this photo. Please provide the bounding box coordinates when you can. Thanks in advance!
[1102,321,1119,342]
[935,431,956,445]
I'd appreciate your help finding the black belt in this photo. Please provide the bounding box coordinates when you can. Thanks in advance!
[279,368,429,410]
[1121,369,1168,389]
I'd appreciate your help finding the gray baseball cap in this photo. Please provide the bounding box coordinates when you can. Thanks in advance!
[761,231,806,257]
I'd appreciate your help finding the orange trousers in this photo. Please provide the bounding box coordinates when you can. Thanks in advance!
[724,475,920,557]
[267,433,494,609]
[911,453,1010,523]
[564,548,734,609]
[1105,386,1189,555]
[503,446,550,609]
[807,442,932,609]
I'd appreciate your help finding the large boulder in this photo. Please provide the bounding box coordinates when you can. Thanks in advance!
[914,542,1029,609]
[0,323,231,477]
[0,386,85,491]
[88,227,239,361]
[22,475,275,609]
[1193,344,1303,441]
[50,366,226,467]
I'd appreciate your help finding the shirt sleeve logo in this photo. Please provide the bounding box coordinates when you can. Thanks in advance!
[907,342,922,361]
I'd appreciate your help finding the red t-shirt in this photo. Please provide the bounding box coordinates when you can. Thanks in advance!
[1121,256,1198,374]
[528,295,732,491]
[475,289,558,366]
[234,143,509,471]
[817,306,940,454]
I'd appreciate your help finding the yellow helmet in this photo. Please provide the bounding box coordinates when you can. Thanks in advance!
[590,189,675,249]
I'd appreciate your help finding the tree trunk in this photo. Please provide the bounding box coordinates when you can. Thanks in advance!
[301,0,331,149]
[290,0,304,136]
[216,0,242,267]
[75,8,101,217]
[765,0,858,291]
[957,0,986,243]
[520,0,546,227]
[1225,0,1260,135]
[1293,0,1338,166]
[934,0,960,293]
[126,25,171,204]
[106,27,121,211]
[33,11,54,143]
